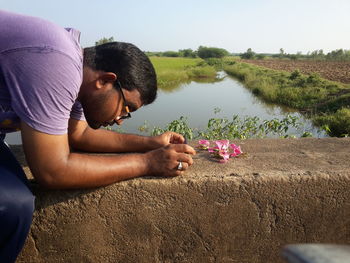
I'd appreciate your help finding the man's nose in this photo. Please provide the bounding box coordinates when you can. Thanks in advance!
[116,119,124,126]
[113,116,124,126]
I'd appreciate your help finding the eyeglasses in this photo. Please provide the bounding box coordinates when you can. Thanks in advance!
[116,80,131,120]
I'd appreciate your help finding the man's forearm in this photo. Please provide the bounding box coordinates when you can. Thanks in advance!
[37,152,149,189]
[69,121,158,153]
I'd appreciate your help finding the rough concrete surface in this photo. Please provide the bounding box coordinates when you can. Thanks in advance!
[14,138,350,263]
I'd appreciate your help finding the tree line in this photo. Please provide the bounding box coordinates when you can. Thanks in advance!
[94,37,350,61]
[145,46,230,59]
[95,37,229,59]
[240,48,350,61]
[150,47,350,61]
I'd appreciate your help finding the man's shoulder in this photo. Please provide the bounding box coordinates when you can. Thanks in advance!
[0,10,81,59]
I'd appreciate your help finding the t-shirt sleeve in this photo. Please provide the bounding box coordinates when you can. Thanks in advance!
[70,100,86,121]
[1,47,82,135]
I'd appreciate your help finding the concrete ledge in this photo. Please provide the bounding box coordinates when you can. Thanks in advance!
[16,138,350,263]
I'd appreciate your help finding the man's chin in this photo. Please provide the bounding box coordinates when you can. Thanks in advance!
[87,121,101,130]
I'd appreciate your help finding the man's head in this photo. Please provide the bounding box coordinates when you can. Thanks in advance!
[81,42,157,129]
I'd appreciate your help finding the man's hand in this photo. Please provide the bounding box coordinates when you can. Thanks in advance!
[68,119,186,153]
[144,144,196,177]
[150,131,185,149]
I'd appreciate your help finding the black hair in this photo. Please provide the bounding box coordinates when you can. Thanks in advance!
[83,42,157,105]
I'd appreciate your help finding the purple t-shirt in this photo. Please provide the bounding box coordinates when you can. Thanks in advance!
[0,10,85,135]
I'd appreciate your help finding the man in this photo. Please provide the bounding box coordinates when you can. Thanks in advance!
[0,10,195,262]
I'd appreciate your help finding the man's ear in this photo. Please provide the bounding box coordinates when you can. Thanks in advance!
[96,72,117,89]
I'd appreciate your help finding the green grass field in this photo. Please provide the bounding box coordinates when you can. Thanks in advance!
[149,57,217,91]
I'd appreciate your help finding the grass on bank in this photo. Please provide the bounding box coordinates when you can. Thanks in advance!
[223,61,350,136]
[149,57,217,91]
[314,108,350,137]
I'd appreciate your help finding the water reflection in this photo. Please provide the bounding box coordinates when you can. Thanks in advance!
[159,73,224,93]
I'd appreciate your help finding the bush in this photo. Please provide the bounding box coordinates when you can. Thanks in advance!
[197,46,230,59]
[289,69,301,80]
[179,49,197,58]
[240,48,255,59]
[188,66,217,78]
[314,108,350,136]
[256,54,266,60]
[162,51,180,57]
[306,73,322,84]
[289,54,298,60]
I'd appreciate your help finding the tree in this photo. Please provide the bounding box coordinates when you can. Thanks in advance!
[162,51,180,57]
[240,48,255,59]
[197,46,229,59]
[325,49,350,61]
[95,37,115,46]
[179,48,197,58]
[279,48,285,57]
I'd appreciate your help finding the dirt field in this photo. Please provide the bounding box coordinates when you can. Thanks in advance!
[241,59,350,84]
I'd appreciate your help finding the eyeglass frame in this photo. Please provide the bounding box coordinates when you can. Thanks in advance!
[115,80,131,120]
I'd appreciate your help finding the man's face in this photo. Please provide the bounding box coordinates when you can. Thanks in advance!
[82,83,143,129]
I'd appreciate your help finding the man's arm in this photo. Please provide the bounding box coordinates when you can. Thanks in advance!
[68,118,184,153]
[21,122,195,189]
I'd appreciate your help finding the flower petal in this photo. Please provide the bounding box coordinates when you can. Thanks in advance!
[230,143,237,149]
[215,140,229,150]
[199,139,210,146]
[219,152,230,160]
[198,139,210,149]
[234,146,242,155]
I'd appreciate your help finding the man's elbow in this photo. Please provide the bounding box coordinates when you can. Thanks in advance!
[68,134,83,151]
[33,173,58,189]
[32,168,68,189]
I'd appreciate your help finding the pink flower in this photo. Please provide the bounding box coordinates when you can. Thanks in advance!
[208,140,229,152]
[202,139,243,163]
[229,144,243,157]
[219,152,230,162]
[198,139,210,150]
[215,140,230,151]
[209,140,231,162]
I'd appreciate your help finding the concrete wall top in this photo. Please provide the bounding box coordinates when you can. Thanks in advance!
[14,138,350,263]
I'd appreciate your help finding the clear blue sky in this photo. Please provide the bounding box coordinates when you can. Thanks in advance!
[1,0,349,54]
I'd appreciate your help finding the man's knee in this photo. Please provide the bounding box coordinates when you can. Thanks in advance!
[1,187,35,226]
[14,189,35,221]
[17,189,35,218]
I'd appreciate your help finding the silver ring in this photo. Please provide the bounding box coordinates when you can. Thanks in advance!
[177,161,183,171]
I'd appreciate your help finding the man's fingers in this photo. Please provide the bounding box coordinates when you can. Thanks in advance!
[177,153,194,166]
[171,143,196,155]
[169,132,184,144]
[173,160,189,174]
[179,161,189,170]
[147,142,196,178]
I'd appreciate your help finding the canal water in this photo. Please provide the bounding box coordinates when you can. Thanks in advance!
[4,72,325,145]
